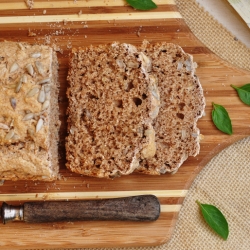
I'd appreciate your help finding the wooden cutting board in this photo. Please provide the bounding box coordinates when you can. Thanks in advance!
[0,1,250,249]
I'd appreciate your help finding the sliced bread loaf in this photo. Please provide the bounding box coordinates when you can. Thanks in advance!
[66,42,160,178]
[0,41,60,181]
[136,41,205,175]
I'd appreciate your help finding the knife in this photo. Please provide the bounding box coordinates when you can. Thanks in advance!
[1,195,160,224]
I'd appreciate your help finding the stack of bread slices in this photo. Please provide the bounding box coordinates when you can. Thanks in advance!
[66,41,205,178]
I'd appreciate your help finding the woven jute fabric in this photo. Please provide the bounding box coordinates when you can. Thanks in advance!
[37,1,250,249]
[175,0,250,72]
[165,137,250,249]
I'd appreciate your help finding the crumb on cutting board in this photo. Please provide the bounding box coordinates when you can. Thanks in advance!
[28,28,36,37]
[25,0,34,9]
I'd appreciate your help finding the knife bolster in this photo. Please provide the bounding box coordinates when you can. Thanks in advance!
[1,202,24,224]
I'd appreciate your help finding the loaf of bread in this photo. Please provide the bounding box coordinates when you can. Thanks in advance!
[0,41,60,181]
[136,41,205,175]
[66,42,160,178]
[66,41,205,178]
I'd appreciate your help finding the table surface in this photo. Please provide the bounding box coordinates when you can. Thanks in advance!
[0,1,250,249]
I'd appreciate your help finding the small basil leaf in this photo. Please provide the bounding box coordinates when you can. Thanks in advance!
[212,103,232,135]
[231,84,250,105]
[126,0,157,10]
[196,201,229,240]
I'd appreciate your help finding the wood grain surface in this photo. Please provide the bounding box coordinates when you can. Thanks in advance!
[0,1,250,249]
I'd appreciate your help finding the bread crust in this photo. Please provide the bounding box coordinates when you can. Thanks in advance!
[0,41,60,181]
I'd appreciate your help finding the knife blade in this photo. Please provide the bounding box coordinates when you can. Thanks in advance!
[1,195,160,224]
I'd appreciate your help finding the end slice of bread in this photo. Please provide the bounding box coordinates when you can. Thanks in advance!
[0,41,60,181]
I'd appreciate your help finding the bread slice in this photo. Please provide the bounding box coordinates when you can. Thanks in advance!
[66,42,160,178]
[136,41,205,175]
[0,41,60,181]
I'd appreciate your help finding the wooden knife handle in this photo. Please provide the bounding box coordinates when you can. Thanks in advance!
[23,195,160,223]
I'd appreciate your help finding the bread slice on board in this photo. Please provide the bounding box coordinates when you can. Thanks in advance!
[66,42,159,178]
[66,41,205,178]
[0,41,60,181]
[136,41,205,175]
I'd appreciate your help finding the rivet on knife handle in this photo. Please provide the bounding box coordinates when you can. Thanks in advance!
[1,195,160,224]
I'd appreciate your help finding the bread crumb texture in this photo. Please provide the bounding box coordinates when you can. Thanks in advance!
[66,41,205,178]
[0,41,60,181]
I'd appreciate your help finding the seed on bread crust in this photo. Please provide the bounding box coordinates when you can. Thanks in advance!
[9,62,19,73]
[36,118,44,132]
[23,113,34,121]
[15,79,23,93]
[26,63,34,76]
[21,74,28,84]
[0,123,9,130]
[26,87,39,97]
[38,86,46,103]
[35,61,44,75]
[38,78,50,84]
[10,97,16,110]
[30,52,41,58]
[5,129,14,140]
[42,100,50,110]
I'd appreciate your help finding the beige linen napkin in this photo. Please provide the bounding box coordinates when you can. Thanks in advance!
[165,136,250,249]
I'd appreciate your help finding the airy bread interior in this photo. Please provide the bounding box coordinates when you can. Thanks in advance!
[66,43,159,178]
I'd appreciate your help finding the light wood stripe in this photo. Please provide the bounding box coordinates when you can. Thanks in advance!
[0,190,188,201]
[0,12,182,24]
[161,205,181,212]
[0,0,175,10]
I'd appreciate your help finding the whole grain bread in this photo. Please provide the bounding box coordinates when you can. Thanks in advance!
[66,41,205,178]
[0,41,60,181]
[136,41,205,175]
[66,42,160,178]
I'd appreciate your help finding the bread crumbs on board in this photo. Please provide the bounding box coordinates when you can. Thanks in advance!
[28,28,36,37]
[25,0,34,9]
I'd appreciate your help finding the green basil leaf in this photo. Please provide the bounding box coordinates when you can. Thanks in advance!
[231,84,250,105]
[126,0,157,10]
[212,103,232,135]
[196,201,229,240]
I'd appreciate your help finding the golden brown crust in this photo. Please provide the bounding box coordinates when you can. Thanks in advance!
[0,41,60,181]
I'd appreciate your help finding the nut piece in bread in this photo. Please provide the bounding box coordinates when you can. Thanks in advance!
[66,42,159,178]
[0,41,60,181]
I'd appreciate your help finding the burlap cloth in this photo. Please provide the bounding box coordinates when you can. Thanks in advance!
[43,0,250,249]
